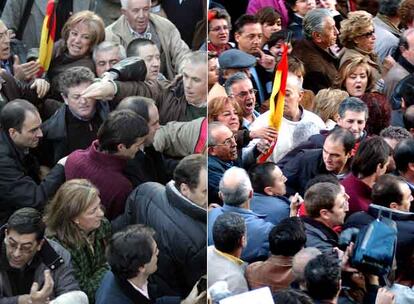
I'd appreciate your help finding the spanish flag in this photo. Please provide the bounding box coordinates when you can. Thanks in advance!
[257,43,289,163]
[37,0,58,76]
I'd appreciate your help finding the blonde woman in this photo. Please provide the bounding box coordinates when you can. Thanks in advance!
[44,179,111,303]
[48,11,105,81]
[339,11,381,83]
[313,88,349,129]
[333,57,375,97]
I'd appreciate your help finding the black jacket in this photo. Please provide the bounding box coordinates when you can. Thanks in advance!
[40,103,109,166]
[282,148,333,196]
[124,146,176,188]
[344,204,414,282]
[0,131,65,226]
[123,181,206,298]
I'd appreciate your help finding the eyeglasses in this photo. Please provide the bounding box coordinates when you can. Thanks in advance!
[0,30,11,41]
[212,135,236,147]
[5,237,37,254]
[210,25,229,32]
[232,89,257,98]
[358,30,375,38]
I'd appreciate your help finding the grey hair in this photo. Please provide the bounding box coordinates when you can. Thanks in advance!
[92,41,126,62]
[303,8,332,40]
[292,247,322,282]
[208,121,227,147]
[121,0,151,9]
[292,122,320,149]
[224,72,250,96]
[180,51,207,74]
[338,97,368,119]
[219,167,252,206]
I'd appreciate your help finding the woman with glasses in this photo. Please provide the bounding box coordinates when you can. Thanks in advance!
[338,11,382,88]
[44,179,111,304]
[207,8,234,55]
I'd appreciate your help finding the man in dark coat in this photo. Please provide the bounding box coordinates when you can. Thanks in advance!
[39,66,109,167]
[0,100,65,226]
[208,122,239,205]
[394,138,414,212]
[122,154,207,298]
[344,174,414,283]
[291,8,339,94]
[117,96,175,188]
[96,225,204,304]
[282,128,355,196]
[302,182,348,258]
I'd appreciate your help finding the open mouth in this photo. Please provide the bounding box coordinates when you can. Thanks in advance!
[245,101,254,112]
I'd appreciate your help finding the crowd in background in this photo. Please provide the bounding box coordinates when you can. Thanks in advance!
[0,0,207,303]
[207,0,414,303]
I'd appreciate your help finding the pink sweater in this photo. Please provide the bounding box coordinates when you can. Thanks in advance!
[246,0,289,28]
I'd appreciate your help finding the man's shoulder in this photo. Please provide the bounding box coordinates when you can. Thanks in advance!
[302,109,326,127]
[0,132,20,163]
[105,15,127,33]
[149,13,177,31]
[133,182,167,207]
[287,148,322,165]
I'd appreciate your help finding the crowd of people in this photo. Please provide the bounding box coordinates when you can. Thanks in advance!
[0,0,207,303]
[207,0,414,303]
[0,0,413,303]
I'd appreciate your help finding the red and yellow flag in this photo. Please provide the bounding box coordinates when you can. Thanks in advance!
[37,0,58,76]
[257,43,289,163]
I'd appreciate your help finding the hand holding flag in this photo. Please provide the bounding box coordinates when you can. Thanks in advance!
[257,42,289,163]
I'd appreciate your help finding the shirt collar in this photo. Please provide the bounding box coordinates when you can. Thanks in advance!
[214,247,244,265]
[127,21,152,40]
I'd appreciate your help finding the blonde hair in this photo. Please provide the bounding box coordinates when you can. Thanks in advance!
[61,11,105,54]
[44,179,100,248]
[313,88,349,122]
[334,56,375,93]
[208,96,242,123]
[339,11,374,48]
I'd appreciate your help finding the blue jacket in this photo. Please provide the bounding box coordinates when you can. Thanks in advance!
[250,193,290,225]
[208,155,236,205]
[208,204,274,263]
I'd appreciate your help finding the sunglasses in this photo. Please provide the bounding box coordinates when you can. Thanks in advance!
[358,30,375,38]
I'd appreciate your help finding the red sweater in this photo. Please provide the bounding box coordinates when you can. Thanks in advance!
[341,174,372,216]
[65,140,132,220]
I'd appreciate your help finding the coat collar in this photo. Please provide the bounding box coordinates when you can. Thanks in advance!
[165,181,206,223]
[41,102,109,140]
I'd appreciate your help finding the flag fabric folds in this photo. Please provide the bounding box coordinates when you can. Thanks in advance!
[38,0,58,76]
[257,43,289,163]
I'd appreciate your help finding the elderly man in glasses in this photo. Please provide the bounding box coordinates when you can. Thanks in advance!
[208,122,239,205]
[225,72,260,129]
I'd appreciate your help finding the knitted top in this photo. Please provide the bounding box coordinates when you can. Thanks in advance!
[65,140,132,220]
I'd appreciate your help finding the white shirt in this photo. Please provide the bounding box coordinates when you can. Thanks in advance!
[249,108,326,163]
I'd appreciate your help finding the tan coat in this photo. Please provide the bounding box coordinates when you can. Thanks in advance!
[105,13,190,80]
